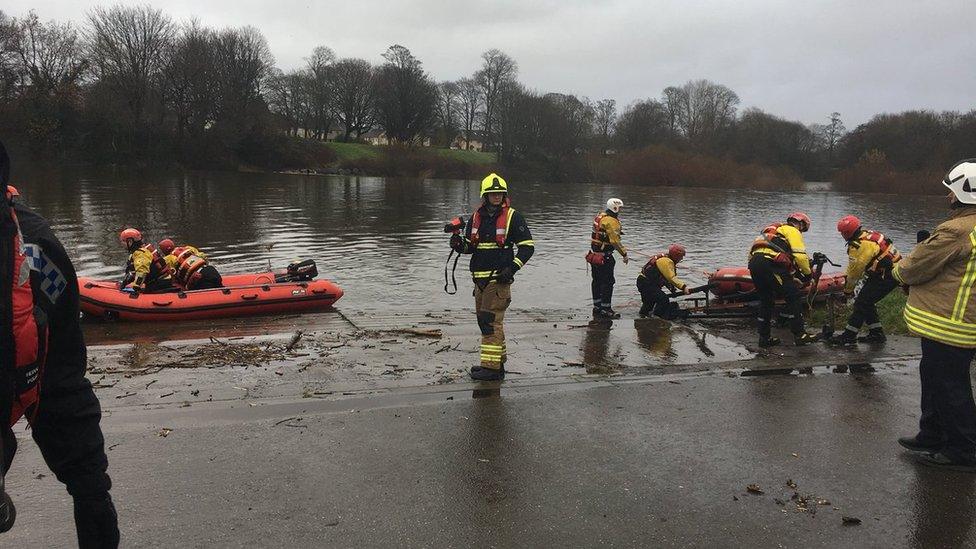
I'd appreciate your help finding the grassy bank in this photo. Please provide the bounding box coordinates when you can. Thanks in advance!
[808,290,909,335]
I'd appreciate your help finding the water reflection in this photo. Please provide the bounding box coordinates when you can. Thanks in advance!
[634,318,676,360]
[14,164,949,316]
[909,466,976,547]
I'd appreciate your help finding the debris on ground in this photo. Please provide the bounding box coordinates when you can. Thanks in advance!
[842,516,862,525]
[746,484,764,494]
[157,428,173,437]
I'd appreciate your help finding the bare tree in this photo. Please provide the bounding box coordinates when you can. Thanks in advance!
[594,98,616,154]
[660,86,683,135]
[212,26,274,121]
[824,111,845,162]
[374,44,437,143]
[0,10,19,101]
[160,21,217,143]
[9,12,86,96]
[435,80,460,146]
[663,79,739,149]
[615,99,670,150]
[302,46,335,139]
[457,77,481,149]
[85,5,175,125]
[474,49,517,150]
[330,58,374,141]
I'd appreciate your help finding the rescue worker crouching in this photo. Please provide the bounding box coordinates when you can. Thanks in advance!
[589,198,628,319]
[450,173,534,382]
[830,216,901,345]
[637,244,690,319]
[0,140,119,546]
[159,239,223,291]
[747,212,819,347]
[894,159,976,472]
[119,228,175,293]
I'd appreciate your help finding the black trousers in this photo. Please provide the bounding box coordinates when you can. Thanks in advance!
[917,338,976,462]
[847,272,899,331]
[637,277,671,318]
[748,254,805,337]
[590,254,616,309]
[188,265,223,290]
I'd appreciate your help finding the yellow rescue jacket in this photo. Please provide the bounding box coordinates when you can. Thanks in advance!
[591,211,627,256]
[639,254,686,290]
[893,205,976,348]
[750,223,811,276]
[844,230,901,292]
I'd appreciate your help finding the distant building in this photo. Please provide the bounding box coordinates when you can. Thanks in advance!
[362,130,389,146]
[450,133,484,152]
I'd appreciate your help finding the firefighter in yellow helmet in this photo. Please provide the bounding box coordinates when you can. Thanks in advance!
[449,174,534,381]
[119,228,175,293]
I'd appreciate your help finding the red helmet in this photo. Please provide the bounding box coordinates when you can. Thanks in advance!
[668,244,686,262]
[787,212,811,232]
[158,238,176,255]
[119,228,142,246]
[836,215,861,240]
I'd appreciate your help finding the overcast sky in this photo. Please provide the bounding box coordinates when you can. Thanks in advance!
[7,0,975,127]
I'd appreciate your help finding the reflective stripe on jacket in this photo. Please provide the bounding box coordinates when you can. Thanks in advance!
[893,206,976,348]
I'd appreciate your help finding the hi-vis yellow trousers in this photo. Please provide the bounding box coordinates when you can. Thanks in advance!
[474,281,512,370]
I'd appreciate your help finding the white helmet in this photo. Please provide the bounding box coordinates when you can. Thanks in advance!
[944,159,976,205]
[606,198,623,213]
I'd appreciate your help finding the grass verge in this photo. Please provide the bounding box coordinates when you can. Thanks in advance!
[808,289,909,335]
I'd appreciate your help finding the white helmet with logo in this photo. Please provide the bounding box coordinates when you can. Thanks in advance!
[944,159,976,205]
[606,198,623,213]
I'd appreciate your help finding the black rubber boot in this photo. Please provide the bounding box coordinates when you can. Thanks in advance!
[595,308,620,319]
[794,332,820,346]
[829,330,858,346]
[0,490,15,533]
[470,366,505,381]
[898,436,942,454]
[758,336,781,348]
[859,330,887,343]
[638,305,650,318]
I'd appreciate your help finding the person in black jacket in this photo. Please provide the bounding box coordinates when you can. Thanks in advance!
[450,174,534,381]
[0,140,119,548]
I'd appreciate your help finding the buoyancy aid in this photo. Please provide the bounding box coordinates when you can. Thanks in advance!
[851,230,902,272]
[126,243,171,285]
[639,253,670,287]
[172,247,207,288]
[469,202,512,247]
[750,222,795,271]
[1,186,47,427]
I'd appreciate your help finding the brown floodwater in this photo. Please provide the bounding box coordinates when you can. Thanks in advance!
[11,165,948,341]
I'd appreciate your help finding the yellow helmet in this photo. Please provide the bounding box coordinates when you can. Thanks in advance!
[480,173,508,196]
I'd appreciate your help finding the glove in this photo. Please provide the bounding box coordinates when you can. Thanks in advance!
[73,494,120,549]
[495,264,516,284]
[622,254,629,265]
[682,286,691,295]
[795,272,812,284]
[450,234,465,252]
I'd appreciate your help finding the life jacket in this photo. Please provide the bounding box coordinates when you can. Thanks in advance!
[1,186,48,427]
[469,202,512,248]
[750,222,795,271]
[638,253,670,288]
[126,243,171,282]
[591,211,619,253]
[172,247,207,288]
[851,230,902,272]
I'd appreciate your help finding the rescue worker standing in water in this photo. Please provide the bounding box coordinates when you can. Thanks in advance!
[894,160,976,472]
[590,198,628,319]
[451,174,534,381]
[637,244,690,319]
[158,239,223,291]
[831,216,901,345]
[119,229,174,293]
[747,212,819,347]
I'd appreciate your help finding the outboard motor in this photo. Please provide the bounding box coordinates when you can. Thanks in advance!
[284,260,318,282]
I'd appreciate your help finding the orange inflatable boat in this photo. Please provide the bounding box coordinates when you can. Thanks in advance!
[707,267,846,302]
[79,262,343,321]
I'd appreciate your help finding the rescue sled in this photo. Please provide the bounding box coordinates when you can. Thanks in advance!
[79,261,343,321]
[706,267,846,302]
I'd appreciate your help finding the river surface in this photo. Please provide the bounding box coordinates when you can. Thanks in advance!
[13,165,947,321]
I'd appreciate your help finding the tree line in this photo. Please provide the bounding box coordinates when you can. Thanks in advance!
[1,5,971,190]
